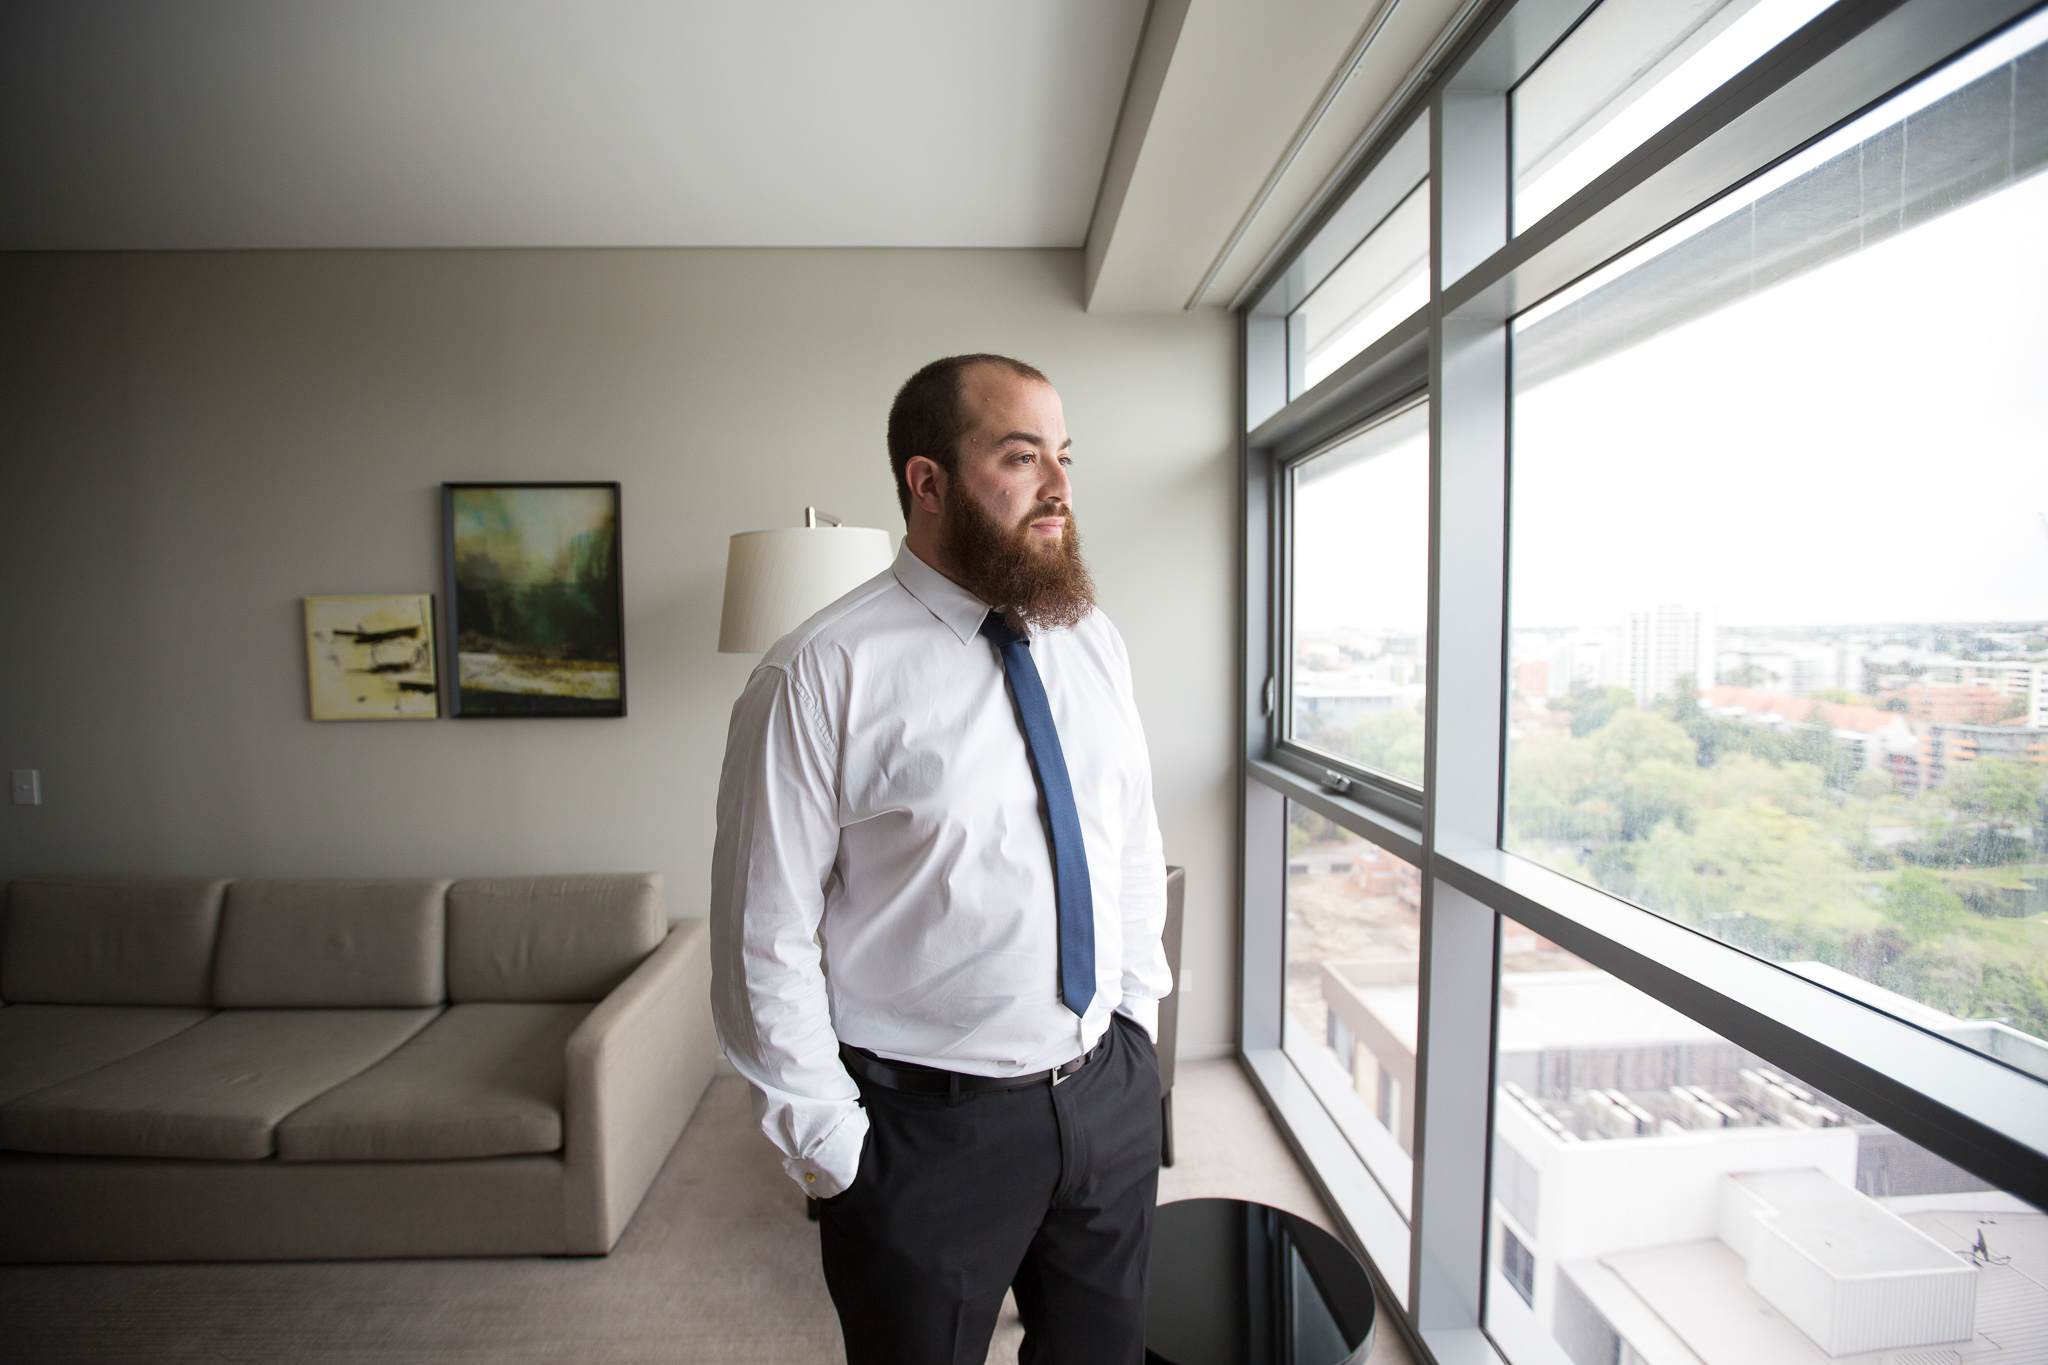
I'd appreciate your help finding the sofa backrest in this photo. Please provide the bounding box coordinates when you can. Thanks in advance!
[2,876,227,1006]
[213,879,450,1008]
[446,873,665,1003]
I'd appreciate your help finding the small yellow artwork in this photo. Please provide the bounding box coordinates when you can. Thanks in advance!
[303,594,440,720]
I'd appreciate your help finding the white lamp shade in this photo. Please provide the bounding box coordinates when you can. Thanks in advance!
[718,526,894,653]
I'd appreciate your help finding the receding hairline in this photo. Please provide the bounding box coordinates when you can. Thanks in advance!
[952,361,1063,449]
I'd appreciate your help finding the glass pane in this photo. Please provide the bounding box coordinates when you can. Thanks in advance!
[1283,800,1421,1215]
[1506,16,2048,1072]
[1485,918,2044,1365]
[1512,0,1834,232]
[1288,180,1430,395]
[1290,400,1429,787]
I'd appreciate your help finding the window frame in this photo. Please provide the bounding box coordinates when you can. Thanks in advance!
[1233,3,2048,1364]
[1273,389,1433,815]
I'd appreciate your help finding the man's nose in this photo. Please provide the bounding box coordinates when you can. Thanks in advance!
[1041,459,1073,506]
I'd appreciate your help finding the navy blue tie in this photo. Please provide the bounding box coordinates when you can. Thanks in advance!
[980,611,1096,1017]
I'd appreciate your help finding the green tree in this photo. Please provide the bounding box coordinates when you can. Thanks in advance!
[1946,759,2043,831]
[1667,674,1703,723]
[1341,708,1425,785]
[1507,689,2048,1042]
[1882,867,1967,936]
[1610,796,1864,937]
[1558,684,1637,737]
[1289,803,1346,854]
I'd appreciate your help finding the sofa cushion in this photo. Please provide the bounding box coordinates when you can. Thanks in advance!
[275,1002,594,1161]
[213,880,449,1008]
[447,874,664,1003]
[3,876,227,1006]
[0,1004,213,1105]
[0,1007,438,1160]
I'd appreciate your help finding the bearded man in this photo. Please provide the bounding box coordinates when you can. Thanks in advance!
[711,353,1171,1365]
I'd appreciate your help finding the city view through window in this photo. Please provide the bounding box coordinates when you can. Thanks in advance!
[1291,399,1429,787]
[1482,919,2043,1365]
[1285,800,1420,1211]
[1262,8,2048,1365]
[1505,24,2048,1077]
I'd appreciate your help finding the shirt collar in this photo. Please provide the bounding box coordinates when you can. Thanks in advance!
[891,543,998,646]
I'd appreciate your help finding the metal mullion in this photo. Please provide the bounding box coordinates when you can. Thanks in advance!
[1264,742,1426,837]
[1249,315,1429,457]
[1402,16,1516,1333]
[1267,381,1432,821]
[1240,309,1287,1058]
[1247,757,1424,866]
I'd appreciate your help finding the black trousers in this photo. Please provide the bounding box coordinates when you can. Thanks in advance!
[818,1013,1162,1365]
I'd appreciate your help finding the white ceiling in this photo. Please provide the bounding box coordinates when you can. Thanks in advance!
[0,0,1148,251]
[1085,0,1470,311]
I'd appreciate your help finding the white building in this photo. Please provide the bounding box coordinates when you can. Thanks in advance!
[1621,605,1713,704]
[1716,641,1867,698]
[1926,660,2048,727]
[1546,628,1623,697]
[1292,671,1405,730]
[1481,968,2044,1365]
[1317,956,2046,1365]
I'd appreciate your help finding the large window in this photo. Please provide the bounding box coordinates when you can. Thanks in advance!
[1506,12,2048,1068]
[1288,400,1430,788]
[1239,4,2048,1365]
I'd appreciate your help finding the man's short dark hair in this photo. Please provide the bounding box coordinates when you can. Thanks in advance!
[886,354,1050,521]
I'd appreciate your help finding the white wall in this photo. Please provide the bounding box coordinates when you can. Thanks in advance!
[0,247,1241,1055]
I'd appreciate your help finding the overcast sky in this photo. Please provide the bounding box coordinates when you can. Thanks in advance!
[1511,168,2048,631]
[1291,154,2047,641]
[1294,404,1430,635]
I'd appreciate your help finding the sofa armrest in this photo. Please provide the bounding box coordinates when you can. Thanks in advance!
[561,918,717,1254]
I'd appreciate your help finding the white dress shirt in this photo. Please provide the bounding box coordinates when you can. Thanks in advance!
[710,544,1171,1196]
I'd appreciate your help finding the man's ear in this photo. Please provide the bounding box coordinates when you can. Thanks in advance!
[904,456,948,518]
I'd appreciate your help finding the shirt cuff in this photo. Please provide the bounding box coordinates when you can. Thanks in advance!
[1116,996,1160,1043]
[781,1104,870,1198]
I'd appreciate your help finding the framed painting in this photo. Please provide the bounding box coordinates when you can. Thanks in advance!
[303,594,440,720]
[442,482,626,718]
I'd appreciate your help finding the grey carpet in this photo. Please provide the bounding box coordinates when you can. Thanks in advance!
[2,1060,1411,1365]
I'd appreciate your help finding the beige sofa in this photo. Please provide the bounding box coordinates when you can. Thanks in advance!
[0,872,716,1262]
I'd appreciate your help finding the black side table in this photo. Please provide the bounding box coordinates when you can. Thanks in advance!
[1147,1198,1378,1365]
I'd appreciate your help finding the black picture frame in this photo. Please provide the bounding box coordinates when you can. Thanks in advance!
[441,481,627,718]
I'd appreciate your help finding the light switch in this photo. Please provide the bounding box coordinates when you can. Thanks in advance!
[11,769,40,806]
[1176,968,1194,998]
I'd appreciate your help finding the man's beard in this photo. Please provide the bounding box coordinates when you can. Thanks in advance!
[939,490,1096,631]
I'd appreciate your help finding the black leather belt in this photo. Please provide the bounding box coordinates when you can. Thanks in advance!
[841,1034,1108,1104]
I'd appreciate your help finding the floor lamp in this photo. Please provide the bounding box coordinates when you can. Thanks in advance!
[718,508,893,655]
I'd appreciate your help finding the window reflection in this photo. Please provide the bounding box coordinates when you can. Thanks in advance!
[1512,0,1833,231]
[1288,180,1429,393]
